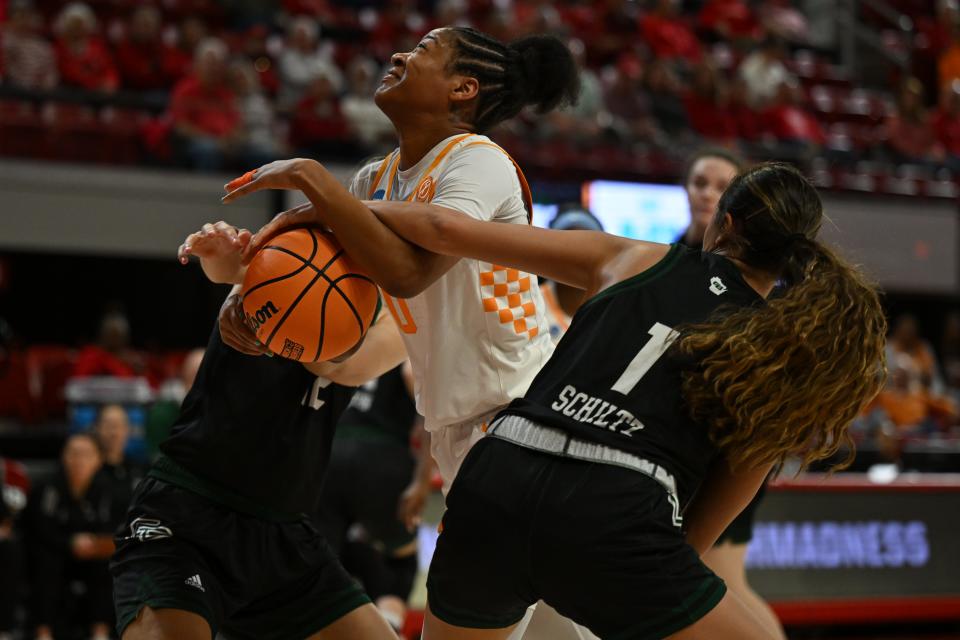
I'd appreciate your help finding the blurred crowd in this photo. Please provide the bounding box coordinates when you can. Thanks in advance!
[0,307,205,639]
[850,312,960,470]
[0,0,959,176]
[1,415,136,640]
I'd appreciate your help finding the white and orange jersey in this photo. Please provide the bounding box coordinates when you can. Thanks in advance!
[351,133,555,431]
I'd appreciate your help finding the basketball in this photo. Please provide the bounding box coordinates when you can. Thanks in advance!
[241,227,379,362]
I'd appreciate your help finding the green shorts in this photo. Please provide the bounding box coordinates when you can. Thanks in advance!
[427,437,726,639]
[110,476,369,639]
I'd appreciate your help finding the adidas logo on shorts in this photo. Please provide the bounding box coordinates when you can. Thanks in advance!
[184,574,205,592]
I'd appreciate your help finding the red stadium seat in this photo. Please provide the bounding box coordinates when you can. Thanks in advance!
[25,345,78,420]
[0,350,38,423]
[0,100,50,160]
[42,102,102,163]
[99,107,150,164]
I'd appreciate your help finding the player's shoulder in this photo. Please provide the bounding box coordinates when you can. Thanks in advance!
[455,135,513,162]
[354,155,392,182]
[444,135,517,178]
[350,153,395,197]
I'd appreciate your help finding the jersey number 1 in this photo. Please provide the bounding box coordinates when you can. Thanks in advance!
[611,322,677,395]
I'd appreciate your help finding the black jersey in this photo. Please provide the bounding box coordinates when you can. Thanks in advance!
[336,365,417,446]
[501,244,762,507]
[159,328,356,517]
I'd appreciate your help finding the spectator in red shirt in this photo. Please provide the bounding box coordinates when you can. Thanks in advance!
[683,60,738,143]
[884,76,944,165]
[238,24,279,96]
[73,311,144,380]
[53,2,118,93]
[640,0,702,64]
[934,79,960,174]
[568,0,641,67]
[114,5,180,94]
[1,0,58,90]
[698,0,760,43]
[760,79,825,159]
[365,0,421,62]
[291,71,354,157]
[728,76,763,141]
[164,15,207,84]
[168,37,240,171]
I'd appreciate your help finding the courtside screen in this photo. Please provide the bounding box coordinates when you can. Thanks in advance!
[582,180,690,243]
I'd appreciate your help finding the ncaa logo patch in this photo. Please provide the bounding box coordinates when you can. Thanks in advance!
[372,188,386,201]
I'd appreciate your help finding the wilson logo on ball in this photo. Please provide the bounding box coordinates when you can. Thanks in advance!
[247,300,280,331]
[241,227,379,362]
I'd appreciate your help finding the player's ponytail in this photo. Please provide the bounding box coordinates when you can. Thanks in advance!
[676,164,887,473]
[447,27,579,133]
[508,35,580,115]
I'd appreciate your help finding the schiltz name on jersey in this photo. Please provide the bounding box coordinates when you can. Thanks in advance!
[551,385,645,436]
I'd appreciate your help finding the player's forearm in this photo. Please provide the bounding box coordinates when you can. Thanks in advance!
[365,200,619,292]
[412,421,434,486]
[199,254,246,285]
[684,458,772,555]
[292,160,443,298]
[302,313,405,386]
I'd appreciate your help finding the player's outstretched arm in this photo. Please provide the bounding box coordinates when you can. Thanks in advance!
[302,311,407,387]
[365,200,667,296]
[222,159,457,298]
[178,221,251,285]
[683,457,773,555]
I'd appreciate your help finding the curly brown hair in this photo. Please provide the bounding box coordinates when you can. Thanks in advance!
[677,163,887,472]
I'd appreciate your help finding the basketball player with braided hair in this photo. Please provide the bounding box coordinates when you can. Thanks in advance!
[225,26,578,488]
[358,162,887,639]
[222,26,590,640]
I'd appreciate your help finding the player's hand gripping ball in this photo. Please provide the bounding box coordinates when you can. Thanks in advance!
[241,227,379,362]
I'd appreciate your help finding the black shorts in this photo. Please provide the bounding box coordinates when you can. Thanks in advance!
[110,477,369,639]
[427,437,726,640]
[715,483,767,545]
[318,436,416,556]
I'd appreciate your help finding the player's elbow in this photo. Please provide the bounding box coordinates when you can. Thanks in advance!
[379,280,418,299]
[375,263,428,298]
[424,206,460,255]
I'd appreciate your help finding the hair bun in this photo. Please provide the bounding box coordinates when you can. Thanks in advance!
[508,35,580,113]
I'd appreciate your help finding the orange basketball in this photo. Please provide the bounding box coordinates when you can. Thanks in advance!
[241,227,379,362]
